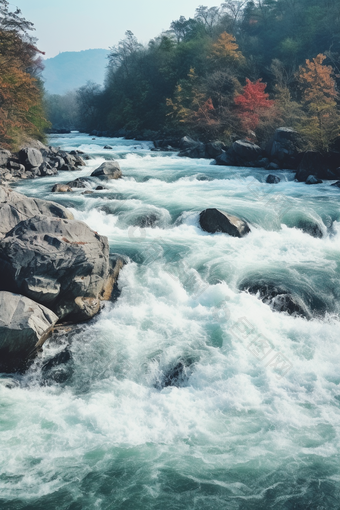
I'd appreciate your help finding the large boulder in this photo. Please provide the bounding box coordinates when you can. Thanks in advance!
[18,148,44,169]
[91,161,122,180]
[295,151,328,182]
[199,208,250,237]
[266,127,303,168]
[240,280,312,319]
[179,136,200,150]
[0,216,112,322]
[0,291,58,373]
[178,143,207,159]
[0,149,11,168]
[232,140,262,161]
[0,186,74,239]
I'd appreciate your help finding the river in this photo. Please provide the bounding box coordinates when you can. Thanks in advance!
[1,133,340,509]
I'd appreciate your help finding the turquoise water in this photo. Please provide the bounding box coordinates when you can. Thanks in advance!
[1,133,340,509]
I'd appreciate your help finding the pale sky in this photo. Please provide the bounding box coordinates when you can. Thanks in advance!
[11,0,222,58]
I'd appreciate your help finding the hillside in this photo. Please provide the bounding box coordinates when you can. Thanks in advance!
[42,49,109,94]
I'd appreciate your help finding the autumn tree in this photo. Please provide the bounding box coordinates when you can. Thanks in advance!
[234,78,275,135]
[297,53,339,150]
[208,31,245,66]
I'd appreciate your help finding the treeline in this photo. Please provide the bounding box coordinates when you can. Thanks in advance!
[47,0,340,150]
[0,1,49,150]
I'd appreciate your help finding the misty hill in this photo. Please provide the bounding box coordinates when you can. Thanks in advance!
[42,49,109,95]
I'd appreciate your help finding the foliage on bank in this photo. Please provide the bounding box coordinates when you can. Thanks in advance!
[0,0,49,150]
[48,0,340,150]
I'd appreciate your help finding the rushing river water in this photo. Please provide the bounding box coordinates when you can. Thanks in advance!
[1,133,340,509]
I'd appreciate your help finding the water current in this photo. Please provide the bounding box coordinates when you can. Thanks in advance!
[1,133,340,509]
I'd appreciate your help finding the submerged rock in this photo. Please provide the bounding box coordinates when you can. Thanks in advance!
[306,175,323,185]
[0,215,111,322]
[296,220,324,238]
[41,347,74,384]
[266,174,280,184]
[0,291,58,373]
[91,161,122,180]
[199,208,250,238]
[0,185,73,239]
[240,280,311,319]
[155,358,194,389]
[51,184,72,193]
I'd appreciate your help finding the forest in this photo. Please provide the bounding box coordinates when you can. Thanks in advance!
[60,0,339,152]
[0,0,49,150]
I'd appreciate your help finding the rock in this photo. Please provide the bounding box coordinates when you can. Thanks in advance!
[0,291,58,373]
[95,185,107,191]
[0,149,11,167]
[215,150,237,166]
[331,181,340,188]
[205,142,225,159]
[267,162,279,171]
[179,136,200,150]
[0,215,111,322]
[305,175,322,185]
[0,186,74,239]
[51,184,73,193]
[258,157,269,168]
[156,359,194,389]
[41,347,74,384]
[82,191,93,195]
[18,148,43,169]
[178,141,207,158]
[91,161,122,180]
[199,208,250,237]
[296,220,323,238]
[66,178,89,189]
[266,174,280,184]
[232,140,262,161]
[296,151,327,181]
[240,280,311,319]
[104,145,113,150]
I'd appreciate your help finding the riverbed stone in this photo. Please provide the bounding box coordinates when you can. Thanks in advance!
[0,291,58,373]
[0,186,74,238]
[199,208,250,237]
[0,215,111,321]
[18,148,44,169]
[91,161,122,180]
[266,174,281,184]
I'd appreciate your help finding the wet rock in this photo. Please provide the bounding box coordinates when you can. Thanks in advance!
[18,148,43,169]
[306,175,322,185]
[41,348,74,384]
[0,291,58,373]
[51,184,73,193]
[240,280,311,318]
[104,145,113,150]
[215,150,236,166]
[0,215,111,322]
[156,359,194,389]
[91,160,122,180]
[134,213,159,228]
[267,162,279,171]
[233,140,262,161]
[40,162,58,177]
[296,151,327,182]
[205,142,225,159]
[199,208,250,237]
[296,220,324,238]
[95,185,107,191]
[331,181,340,188]
[179,136,200,150]
[0,186,73,239]
[66,177,89,189]
[266,174,280,184]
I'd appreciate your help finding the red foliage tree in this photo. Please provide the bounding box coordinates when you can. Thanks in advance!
[234,78,274,132]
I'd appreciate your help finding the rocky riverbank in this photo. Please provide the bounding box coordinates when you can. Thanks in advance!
[0,185,124,373]
[0,140,88,185]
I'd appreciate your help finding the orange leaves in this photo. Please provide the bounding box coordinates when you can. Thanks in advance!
[208,32,245,65]
[234,78,274,132]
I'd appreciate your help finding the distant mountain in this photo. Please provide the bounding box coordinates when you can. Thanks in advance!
[42,49,109,95]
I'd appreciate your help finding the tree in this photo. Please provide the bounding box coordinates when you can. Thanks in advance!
[297,53,339,150]
[208,32,245,66]
[234,78,274,133]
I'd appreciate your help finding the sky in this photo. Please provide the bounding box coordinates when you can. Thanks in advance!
[11,0,222,59]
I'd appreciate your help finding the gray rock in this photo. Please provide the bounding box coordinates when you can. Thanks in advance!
[18,148,43,169]
[0,291,58,373]
[296,151,327,181]
[0,149,11,167]
[331,181,340,188]
[179,136,199,150]
[91,161,122,180]
[296,220,324,238]
[306,175,322,185]
[232,140,262,161]
[51,184,73,193]
[205,142,225,159]
[66,178,89,189]
[0,215,111,322]
[104,145,113,150]
[199,208,250,237]
[266,174,280,184]
[267,162,280,171]
[0,186,74,239]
